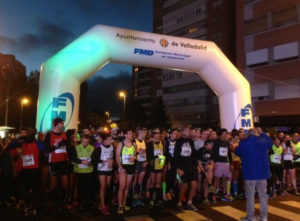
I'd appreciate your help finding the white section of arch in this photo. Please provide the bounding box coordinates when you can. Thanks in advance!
[36,25,252,132]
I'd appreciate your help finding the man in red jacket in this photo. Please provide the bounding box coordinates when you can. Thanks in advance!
[44,118,69,210]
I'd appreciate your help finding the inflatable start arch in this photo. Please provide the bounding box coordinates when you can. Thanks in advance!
[36,25,253,132]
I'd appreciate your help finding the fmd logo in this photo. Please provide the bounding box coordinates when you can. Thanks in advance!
[234,104,253,129]
[134,48,154,56]
[39,92,74,132]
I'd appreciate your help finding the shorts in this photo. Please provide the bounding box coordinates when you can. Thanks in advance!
[283,160,294,170]
[120,165,135,175]
[136,161,147,173]
[214,162,230,178]
[179,166,197,183]
[293,162,300,168]
[49,161,69,176]
[97,170,113,176]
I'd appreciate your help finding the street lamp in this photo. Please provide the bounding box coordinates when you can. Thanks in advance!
[118,91,126,115]
[20,98,29,128]
[105,111,110,123]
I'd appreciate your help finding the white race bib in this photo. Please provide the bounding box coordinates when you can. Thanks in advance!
[181,143,192,157]
[55,146,66,154]
[78,157,91,168]
[122,154,131,164]
[283,152,293,161]
[273,154,281,163]
[169,144,175,157]
[23,155,34,167]
[137,154,146,162]
[154,149,162,157]
[219,147,228,157]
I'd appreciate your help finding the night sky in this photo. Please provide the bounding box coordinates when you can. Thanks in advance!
[0,0,153,117]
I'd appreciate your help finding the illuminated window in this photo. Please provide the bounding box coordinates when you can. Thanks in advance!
[189,27,199,34]
[134,67,139,72]
[272,7,297,28]
[245,16,267,35]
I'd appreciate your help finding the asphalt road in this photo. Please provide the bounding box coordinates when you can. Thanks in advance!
[1,194,300,221]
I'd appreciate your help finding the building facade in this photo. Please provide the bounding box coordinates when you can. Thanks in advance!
[156,0,236,128]
[0,53,27,127]
[236,0,300,127]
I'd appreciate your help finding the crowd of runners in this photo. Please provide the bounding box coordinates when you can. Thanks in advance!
[0,117,300,217]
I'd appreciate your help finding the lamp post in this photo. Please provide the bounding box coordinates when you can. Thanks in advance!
[20,98,29,128]
[118,91,126,115]
[105,111,110,123]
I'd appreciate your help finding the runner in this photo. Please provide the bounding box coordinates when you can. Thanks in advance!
[165,129,178,201]
[212,128,233,202]
[18,127,43,216]
[174,126,199,212]
[116,129,136,214]
[44,118,69,211]
[197,139,214,205]
[268,136,284,198]
[147,128,166,208]
[282,135,299,195]
[132,127,148,207]
[291,133,300,188]
[95,133,114,215]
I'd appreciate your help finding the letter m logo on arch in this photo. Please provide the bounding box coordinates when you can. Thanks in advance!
[234,104,253,130]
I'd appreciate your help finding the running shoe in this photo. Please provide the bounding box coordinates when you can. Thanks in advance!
[256,215,267,221]
[294,190,300,196]
[149,200,154,208]
[221,195,232,202]
[117,206,123,215]
[176,204,184,213]
[136,199,145,207]
[227,194,234,201]
[186,203,198,211]
[202,199,210,205]
[100,207,110,216]
[123,204,131,211]
[240,216,255,221]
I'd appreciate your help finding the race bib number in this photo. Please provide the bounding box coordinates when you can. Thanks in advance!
[273,154,281,163]
[154,149,162,157]
[204,153,211,160]
[283,154,293,161]
[122,154,132,164]
[78,157,91,168]
[169,145,175,157]
[97,162,111,171]
[55,146,66,154]
[23,155,34,167]
[137,154,146,162]
[219,147,228,157]
[181,143,191,157]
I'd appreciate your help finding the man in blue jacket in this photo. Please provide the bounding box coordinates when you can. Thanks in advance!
[235,128,272,221]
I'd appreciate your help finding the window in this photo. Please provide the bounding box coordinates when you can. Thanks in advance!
[163,81,206,94]
[195,8,202,15]
[212,1,222,11]
[189,27,199,34]
[272,7,297,28]
[245,16,267,35]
